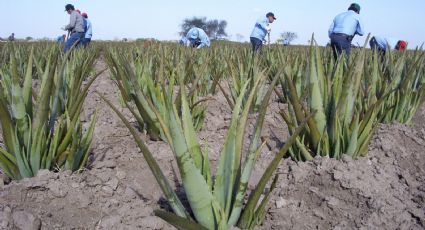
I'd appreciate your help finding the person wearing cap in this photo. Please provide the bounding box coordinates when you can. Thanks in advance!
[250,12,276,53]
[62,4,85,52]
[180,27,210,49]
[328,3,364,61]
[8,33,15,42]
[370,36,407,56]
[81,13,93,47]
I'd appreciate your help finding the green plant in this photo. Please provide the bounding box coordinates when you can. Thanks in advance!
[105,46,209,140]
[279,37,389,160]
[0,45,100,180]
[100,71,309,229]
[375,48,425,123]
[216,49,269,111]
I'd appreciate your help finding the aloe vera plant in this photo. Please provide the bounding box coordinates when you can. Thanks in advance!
[105,46,212,140]
[101,69,309,229]
[0,45,100,180]
[214,49,272,112]
[375,47,425,123]
[278,36,391,160]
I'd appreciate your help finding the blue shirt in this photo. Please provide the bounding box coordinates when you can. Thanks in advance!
[373,36,398,51]
[250,16,269,41]
[182,27,210,48]
[328,10,364,37]
[84,19,93,39]
[57,35,65,43]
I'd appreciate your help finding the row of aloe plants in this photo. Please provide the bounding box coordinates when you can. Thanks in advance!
[377,46,425,123]
[0,40,423,229]
[105,45,214,140]
[0,44,101,180]
[276,38,382,160]
[261,36,424,161]
[102,40,424,229]
[103,44,302,228]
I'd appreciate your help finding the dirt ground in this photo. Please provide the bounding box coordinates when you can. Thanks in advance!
[0,60,424,230]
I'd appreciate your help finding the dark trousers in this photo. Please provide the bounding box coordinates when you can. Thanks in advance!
[192,40,201,48]
[330,33,352,62]
[250,37,263,53]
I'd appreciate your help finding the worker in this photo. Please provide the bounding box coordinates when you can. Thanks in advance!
[81,13,93,47]
[328,3,364,61]
[62,4,85,52]
[8,33,15,42]
[250,12,276,53]
[370,36,407,56]
[57,34,66,44]
[180,27,210,49]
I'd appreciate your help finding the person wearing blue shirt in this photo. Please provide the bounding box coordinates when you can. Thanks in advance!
[250,12,276,53]
[180,27,210,49]
[8,33,15,42]
[328,3,364,61]
[370,36,407,53]
[81,12,93,47]
[57,34,66,44]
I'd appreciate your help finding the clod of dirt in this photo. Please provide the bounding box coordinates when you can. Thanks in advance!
[12,211,41,230]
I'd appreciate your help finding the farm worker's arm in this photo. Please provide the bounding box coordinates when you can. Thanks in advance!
[65,12,77,31]
[197,32,210,49]
[86,20,93,38]
[257,18,269,32]
[328,20,335,38]
[355,17,364,36]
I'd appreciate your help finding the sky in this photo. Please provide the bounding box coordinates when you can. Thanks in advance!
[1,0,424,47]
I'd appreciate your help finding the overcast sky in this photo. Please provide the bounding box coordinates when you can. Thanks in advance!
[1,0,424,47]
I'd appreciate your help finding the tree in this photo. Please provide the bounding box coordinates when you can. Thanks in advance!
[279,31,298,45]
[206,19,228,40]
[25,36,33,41]
[179,17,228,40]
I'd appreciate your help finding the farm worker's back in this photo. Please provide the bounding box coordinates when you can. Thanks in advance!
[370,36,407,51]
[181,27,210,49]
[328,3,364,61]
[250,12,276,53]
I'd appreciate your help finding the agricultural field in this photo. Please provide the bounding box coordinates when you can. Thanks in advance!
[0,41,424,229]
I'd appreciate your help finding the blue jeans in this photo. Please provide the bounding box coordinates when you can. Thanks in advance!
[64,32,84,52]
[330,34,352,62]
[250,37,263,53]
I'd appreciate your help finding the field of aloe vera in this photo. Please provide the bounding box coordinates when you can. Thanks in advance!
[0,41,424,230]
